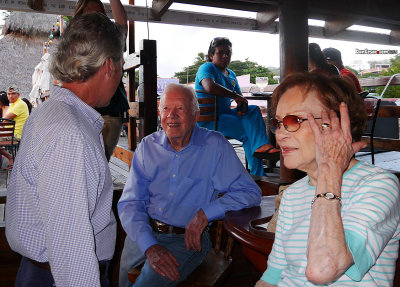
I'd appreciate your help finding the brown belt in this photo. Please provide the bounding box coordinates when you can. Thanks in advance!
[150,219,186,234]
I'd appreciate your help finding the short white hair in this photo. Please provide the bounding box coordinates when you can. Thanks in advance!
[159,83,199,114]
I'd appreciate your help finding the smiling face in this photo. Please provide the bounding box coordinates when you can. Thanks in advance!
[160,87,198,151]
[275,86,326,174]
[210,45,232,70]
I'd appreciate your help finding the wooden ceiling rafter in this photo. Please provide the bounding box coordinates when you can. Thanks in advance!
[151,0,174,20]
[324,16,355,38]
[256,4,278,31]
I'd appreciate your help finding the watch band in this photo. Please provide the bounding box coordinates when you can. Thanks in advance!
[311,192,341,208]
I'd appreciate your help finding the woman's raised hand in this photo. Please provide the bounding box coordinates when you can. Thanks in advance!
[308,102,366,173]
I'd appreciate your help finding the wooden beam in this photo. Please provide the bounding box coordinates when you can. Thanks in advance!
[390,30,400,45]
[1,0,399,46]
[152,0,173,20]
[324,16,354,37]
[112,146,134,167]
[256,5,278,31]
[359,76,400,88]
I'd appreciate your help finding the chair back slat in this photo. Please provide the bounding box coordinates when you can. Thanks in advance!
[198,115,216,122]
[198,97,216,105]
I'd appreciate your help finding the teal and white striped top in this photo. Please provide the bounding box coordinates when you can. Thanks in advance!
[261,161,400,286]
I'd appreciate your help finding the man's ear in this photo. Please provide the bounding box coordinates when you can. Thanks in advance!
[104,58,115,77]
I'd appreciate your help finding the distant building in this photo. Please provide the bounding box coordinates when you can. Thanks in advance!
[360,63,391,75]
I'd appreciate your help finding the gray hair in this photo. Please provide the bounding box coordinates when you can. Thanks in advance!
[159,83,200,115]
[50,13,124,83]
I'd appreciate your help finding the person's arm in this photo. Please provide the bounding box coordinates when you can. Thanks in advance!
[3,111,16,119]
[109,0,127,30]
[118,141,180,281]
[305,104,366,284]
[201,78,247,115]
[202,134,262,221]
[38,134,102,286]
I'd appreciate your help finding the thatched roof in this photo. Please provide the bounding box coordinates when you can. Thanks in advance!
[0,12,60,98]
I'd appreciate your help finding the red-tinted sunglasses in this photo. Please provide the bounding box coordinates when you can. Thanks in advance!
[269,115,322,134]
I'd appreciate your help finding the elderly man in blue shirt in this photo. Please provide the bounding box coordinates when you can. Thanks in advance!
[6,13,125,287]
[118,83,262,287]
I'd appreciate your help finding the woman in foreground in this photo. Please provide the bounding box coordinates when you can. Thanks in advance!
[256,73,400,286]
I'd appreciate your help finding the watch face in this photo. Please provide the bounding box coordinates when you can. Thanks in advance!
[325,192,335,199]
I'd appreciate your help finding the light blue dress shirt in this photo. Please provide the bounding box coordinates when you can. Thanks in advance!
[6,85,116,287]
[118,125,262,254]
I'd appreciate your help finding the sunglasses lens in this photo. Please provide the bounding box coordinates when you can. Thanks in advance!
[283,115,300,132]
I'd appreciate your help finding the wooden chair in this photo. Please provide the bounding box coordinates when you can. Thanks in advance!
[198,97,248,170]
[0,118,18,185]
[0,118,18,161]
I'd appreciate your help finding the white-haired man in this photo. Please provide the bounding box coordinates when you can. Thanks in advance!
[118,83,262,287]
[6,13,125,286]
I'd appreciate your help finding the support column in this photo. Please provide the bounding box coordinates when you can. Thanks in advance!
[278,0,308,182]
[128,0,136,151]
[138,39,158,137]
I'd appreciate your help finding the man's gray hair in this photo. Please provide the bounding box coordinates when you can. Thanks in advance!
[159,83,200,115]
[50,13,124,83]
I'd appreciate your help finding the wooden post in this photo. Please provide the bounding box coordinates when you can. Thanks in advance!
[127,0,136,151]
[278,0,308,182]
[138,39,158,136]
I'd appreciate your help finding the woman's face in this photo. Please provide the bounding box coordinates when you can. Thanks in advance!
[210,45,232,70]
[275,86,326,174]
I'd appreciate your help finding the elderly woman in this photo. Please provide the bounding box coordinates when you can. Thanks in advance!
[195,37,279,176]
[256,73,400,286]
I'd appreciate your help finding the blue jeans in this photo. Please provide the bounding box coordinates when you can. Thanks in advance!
[119,232,211,287]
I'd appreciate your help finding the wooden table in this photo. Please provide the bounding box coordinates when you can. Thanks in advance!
[223,196,276,273]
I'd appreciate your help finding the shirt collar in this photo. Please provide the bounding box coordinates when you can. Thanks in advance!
[52,85,104,133]
[156,125,205,152]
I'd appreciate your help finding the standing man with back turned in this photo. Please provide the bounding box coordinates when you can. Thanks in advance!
[6,13,125,287]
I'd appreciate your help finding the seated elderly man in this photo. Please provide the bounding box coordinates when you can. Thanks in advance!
[118,83,262,287]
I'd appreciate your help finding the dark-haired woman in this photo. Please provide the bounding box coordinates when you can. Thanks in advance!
[195,37,279,176]
[309,43,340,76]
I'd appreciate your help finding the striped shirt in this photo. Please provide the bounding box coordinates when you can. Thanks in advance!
[6,85,116,287]
[261,161,400,286]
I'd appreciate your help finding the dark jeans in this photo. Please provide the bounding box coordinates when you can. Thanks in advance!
[15,256,110,287]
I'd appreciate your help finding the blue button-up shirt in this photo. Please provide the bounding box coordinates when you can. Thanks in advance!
[6,85,116,287]
[118,125,261,254]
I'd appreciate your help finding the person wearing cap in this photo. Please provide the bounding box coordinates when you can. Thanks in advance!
[6,13,125,286]
[323,47,363,93]
[4,85,29,140]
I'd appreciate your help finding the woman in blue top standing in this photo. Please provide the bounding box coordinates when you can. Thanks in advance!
[195,37,279,176]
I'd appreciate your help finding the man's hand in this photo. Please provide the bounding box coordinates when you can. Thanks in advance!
[185,209,208,251]
[145,244,180,282]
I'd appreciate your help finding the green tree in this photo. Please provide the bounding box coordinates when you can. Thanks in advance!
[174,53,206,84]
[375,54,400,98]
[174,54,277,85]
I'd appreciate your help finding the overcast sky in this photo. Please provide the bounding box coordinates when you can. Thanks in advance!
[2,2,399,78]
